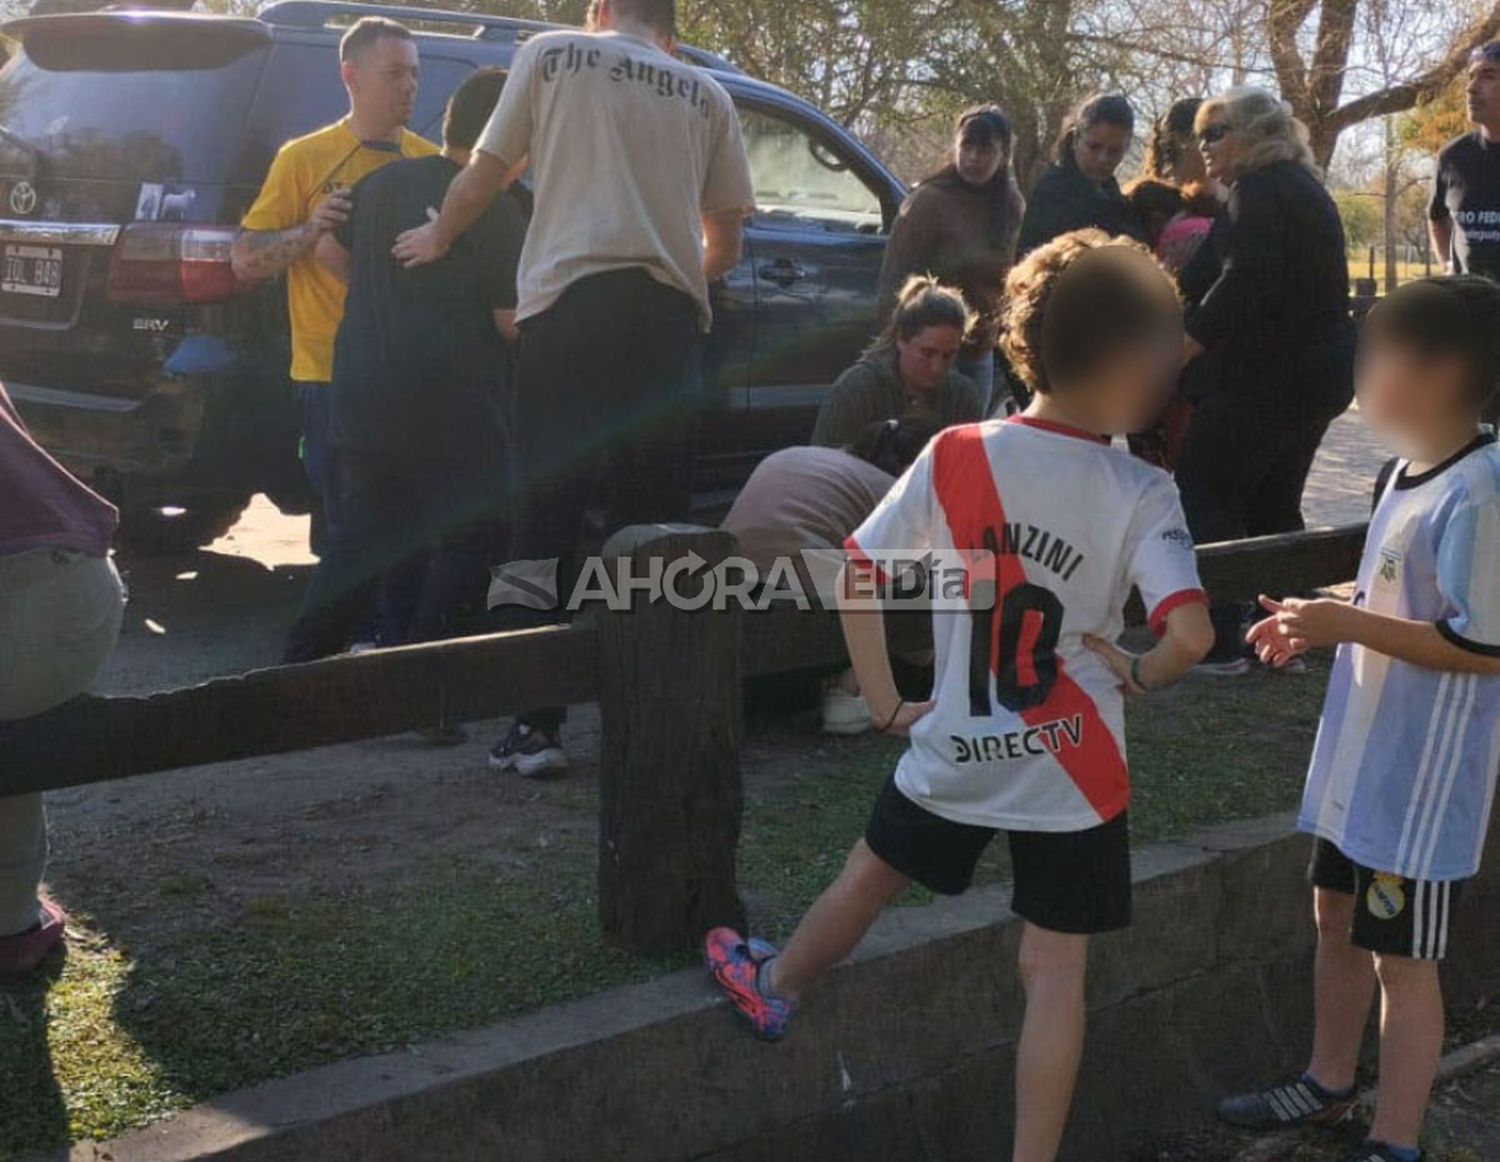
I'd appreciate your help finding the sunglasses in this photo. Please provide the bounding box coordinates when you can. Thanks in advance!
[1472,42,1500,64]
[1198,123,1232,145]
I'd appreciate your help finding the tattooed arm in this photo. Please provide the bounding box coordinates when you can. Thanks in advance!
[231,188,351,281]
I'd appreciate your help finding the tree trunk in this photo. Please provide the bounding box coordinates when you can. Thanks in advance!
[1383,117,1400,293]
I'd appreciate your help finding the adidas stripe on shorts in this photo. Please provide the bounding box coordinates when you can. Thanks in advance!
[1310,838,1466,960]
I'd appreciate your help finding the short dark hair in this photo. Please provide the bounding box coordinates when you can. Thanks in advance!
[1362,276,1500,411]
[610,0,677,36]
[1002,230,1181,397]
[340,16,412,63]
[443,67,506,151]
[1058,92,1135,163]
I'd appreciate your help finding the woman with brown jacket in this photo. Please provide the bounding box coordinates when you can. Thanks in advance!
[876,106,1025,413]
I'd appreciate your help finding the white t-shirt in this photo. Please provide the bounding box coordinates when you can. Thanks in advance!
[476,30,755,331]
[846,417,1208,833]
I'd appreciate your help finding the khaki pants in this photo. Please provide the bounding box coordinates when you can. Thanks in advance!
[0,549,124,935]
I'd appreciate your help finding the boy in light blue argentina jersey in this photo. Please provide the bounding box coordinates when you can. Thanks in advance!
[1220,277,1500,1162]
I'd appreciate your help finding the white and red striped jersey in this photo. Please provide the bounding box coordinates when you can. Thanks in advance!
[846,416,1207,833]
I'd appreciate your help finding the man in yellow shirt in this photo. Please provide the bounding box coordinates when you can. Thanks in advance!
[232,16,436,552]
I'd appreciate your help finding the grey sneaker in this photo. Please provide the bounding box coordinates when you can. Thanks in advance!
[1217,1073,1358,1130]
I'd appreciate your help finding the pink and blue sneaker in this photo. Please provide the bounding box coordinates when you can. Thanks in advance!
[704,927,793,1041]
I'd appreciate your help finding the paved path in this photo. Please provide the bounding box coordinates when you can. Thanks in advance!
[1300,407,1386,528]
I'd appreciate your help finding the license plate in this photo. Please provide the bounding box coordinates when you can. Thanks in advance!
[2,244,63,298]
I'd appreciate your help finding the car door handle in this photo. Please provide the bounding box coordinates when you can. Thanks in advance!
[757,258,807,287]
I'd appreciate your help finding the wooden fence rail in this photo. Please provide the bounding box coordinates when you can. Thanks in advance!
[1,522,1368,953]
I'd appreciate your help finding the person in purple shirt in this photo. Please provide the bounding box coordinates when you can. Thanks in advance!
[0,381,126,975]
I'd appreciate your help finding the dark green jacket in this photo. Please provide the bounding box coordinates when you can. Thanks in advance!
[810,347,985,448]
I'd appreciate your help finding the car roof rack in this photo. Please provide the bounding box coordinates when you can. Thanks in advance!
[255,0,740,72]
[257,1,548,40]
[29,0,196,14]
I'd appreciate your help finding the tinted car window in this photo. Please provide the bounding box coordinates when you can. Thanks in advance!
[0,31,267,183]
[740,109,885,235]
[236,43,473,181]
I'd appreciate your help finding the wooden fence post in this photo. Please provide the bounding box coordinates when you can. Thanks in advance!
[596,524,745,956]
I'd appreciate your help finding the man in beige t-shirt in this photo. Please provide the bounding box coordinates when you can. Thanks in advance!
[393,0,754,776]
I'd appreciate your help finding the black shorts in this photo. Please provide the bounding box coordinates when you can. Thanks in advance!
[1309,839,1467,961]
[863,775,1132,934]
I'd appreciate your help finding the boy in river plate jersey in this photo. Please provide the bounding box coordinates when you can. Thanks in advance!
[707,232,1214,1162]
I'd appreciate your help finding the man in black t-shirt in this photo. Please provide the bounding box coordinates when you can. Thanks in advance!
[1430,41,1500,283]
[283,68,527,665]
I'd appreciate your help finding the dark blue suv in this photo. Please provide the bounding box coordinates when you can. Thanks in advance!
[0,1,905,550]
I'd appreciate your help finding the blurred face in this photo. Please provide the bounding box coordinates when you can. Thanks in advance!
[1073,121,1131,185]
[1198,117,1245,183]
[1467,54,1500,133]
[343,35,420,132]
[896,325,964,392]
[1168,133,1208,184]
[1356,339,1472,460]
[1084,324,1186,434]
[955,129,1006,188]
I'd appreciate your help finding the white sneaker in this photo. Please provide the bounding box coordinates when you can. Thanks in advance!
[822,688,873,736]
[488,722,569,778]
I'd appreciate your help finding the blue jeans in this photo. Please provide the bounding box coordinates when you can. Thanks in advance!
[298,382,340,557]
[282,445,506,664]
[957,350,1009,416]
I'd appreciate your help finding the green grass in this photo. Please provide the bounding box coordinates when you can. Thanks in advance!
[0,840,674,1160]
[740,660,1326,937]
[0,661,1329,1158]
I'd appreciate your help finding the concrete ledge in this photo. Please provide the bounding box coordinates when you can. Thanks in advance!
[40,813,1500,1162]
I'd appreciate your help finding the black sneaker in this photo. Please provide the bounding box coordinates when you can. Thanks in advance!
[488,721,568,779]
[1217,1073,1358,1130]
[1337,1144,1423,1162]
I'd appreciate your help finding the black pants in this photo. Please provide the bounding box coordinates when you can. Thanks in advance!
[1175,336,1355,660]
[503,269,704,735]
[283,445,507,665]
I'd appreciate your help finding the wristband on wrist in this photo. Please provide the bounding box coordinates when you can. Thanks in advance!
[1130,655,1149,694]
[881,700,907,732]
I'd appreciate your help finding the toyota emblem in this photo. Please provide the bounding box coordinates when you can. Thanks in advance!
[9,181,37,216]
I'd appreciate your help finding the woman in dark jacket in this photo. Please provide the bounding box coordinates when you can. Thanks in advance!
[1176,86,1357,670]
[1017,93,1141,257]
[877,105,1025,410]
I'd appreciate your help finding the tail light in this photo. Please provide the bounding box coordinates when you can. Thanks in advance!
[107,223,252,306]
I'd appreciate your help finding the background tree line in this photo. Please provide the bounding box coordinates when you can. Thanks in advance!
[1,0,1494,179]
[489,0,1500,183]
[1,0,1495,281]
